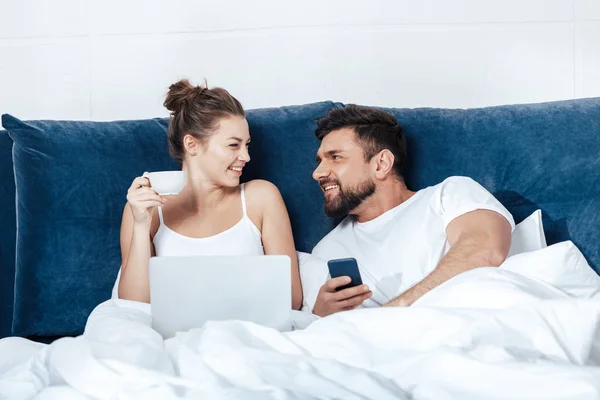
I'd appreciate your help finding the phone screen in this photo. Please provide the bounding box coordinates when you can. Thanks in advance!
[327,257,363,291]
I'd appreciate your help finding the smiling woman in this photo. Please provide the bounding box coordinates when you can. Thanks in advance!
[116,79,303,310]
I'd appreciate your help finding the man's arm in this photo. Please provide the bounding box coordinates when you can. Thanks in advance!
[384,209,512,307]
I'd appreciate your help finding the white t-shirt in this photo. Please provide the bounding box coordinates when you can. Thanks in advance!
[312,176,515,308]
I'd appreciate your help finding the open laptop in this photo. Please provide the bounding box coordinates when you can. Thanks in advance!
[149,255,292,338]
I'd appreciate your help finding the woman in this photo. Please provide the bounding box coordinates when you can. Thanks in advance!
[118,79,303,310]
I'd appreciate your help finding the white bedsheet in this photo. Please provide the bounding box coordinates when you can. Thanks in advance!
[2,242,600,399]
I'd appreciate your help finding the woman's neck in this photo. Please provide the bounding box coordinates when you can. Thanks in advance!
[177,164,233,213]
[180,179,233,213]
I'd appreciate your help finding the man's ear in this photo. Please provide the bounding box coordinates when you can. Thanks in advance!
[372,149,395,179]
[183,134,198,156]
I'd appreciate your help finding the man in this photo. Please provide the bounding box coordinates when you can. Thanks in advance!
[311,104,514,317]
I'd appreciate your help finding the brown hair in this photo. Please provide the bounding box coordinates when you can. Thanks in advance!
[315,104,407,179]
[163,79,245,164]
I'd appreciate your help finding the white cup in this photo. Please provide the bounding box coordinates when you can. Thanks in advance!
[144,171,187,195]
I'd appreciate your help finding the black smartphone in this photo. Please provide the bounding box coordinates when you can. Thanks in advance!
[327,257,363,291]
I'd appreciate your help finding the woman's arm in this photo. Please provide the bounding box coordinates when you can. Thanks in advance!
[118,176,163,303]
[247,180,303,310]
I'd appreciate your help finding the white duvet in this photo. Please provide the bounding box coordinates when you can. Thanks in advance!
[1,241,600,399]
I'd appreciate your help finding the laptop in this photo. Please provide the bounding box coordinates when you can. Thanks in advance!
[148,255,292,338]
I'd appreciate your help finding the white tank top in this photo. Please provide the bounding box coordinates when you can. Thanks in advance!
[153,183,264,257]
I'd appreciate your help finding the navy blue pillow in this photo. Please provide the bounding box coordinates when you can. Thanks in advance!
[0,130,16,338]
[1,101,336,337]
[2,115,178,336]
[383,97,600,273]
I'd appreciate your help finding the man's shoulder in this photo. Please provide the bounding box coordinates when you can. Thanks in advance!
[429,175,487,199]
[405,176,475,199]
[437,175,480,190]
[432,175,514,228]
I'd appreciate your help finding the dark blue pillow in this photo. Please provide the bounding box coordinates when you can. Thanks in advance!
[382,97,600,273]
[2,115,178,336]
[1,101,336,337]
[0,130,16,338]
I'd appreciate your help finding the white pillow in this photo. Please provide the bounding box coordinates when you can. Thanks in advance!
[297,251,329,313]
[507,209,547,258]
[501,240,600,299]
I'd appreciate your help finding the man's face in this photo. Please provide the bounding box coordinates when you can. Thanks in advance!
[313,128,375,218]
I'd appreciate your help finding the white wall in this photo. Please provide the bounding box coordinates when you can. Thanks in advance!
[0,0,599,121]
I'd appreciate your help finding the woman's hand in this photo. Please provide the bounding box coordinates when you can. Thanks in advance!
[126,174,165,227]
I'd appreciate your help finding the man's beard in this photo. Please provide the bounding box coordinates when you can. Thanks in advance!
[323,178,376,218]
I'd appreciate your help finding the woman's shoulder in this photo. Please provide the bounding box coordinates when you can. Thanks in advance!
[243,179,284,213]
[243,179,282,198]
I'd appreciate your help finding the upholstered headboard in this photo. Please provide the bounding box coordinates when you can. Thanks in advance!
[1,97,599,339]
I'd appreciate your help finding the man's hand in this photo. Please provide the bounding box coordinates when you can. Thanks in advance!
[312,277,372,317]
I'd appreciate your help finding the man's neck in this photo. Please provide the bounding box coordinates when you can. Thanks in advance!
[353,180,416,223]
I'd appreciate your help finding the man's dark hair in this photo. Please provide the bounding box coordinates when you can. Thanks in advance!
[315,104,407,178]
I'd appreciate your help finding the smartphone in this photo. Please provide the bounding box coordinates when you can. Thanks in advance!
[327,257,363,291]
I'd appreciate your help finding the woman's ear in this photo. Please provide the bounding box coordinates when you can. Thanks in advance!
[373,149,395,179]
[183,134,198,156]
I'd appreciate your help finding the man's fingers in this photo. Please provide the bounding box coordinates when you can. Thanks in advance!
[340,291,372,309]
[333,284,370,301]
[324,276,351,292]
[317,279,372,316]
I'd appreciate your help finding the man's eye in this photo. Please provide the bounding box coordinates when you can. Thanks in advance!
[332,155,341,160]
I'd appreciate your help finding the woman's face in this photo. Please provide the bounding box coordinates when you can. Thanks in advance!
[184,115,251,187]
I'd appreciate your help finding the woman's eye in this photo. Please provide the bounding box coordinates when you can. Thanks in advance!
[229,144,238,148]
